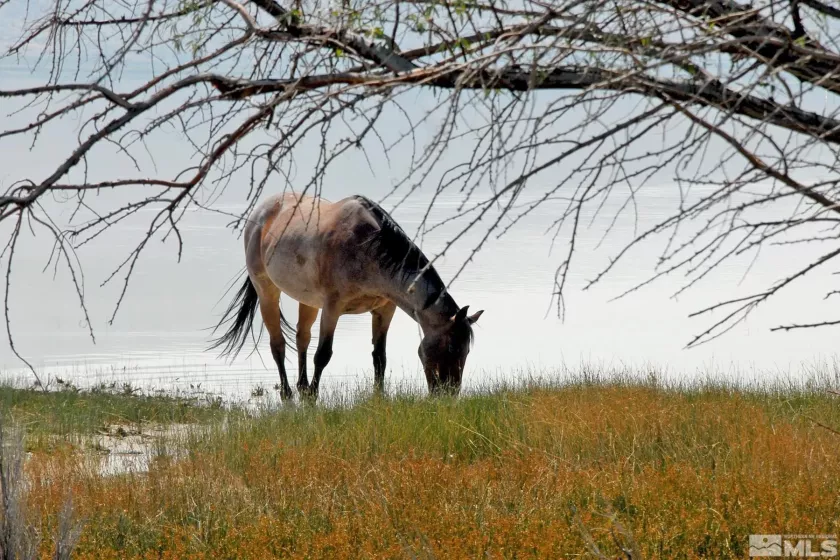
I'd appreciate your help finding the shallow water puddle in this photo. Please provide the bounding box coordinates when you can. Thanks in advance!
[84,423,203,476]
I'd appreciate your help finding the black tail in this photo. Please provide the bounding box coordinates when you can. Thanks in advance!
[209,275,297,360]
[208,276,260,360]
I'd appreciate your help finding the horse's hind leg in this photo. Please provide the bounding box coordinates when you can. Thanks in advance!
[295,302,318,394]
[254,280,293,400]
[371,301,396,394]
[306,301,340,402]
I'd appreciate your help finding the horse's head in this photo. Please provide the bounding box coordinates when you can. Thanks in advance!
[418,305,483,395]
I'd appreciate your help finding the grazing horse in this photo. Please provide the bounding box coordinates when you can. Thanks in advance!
[210,192,484,401]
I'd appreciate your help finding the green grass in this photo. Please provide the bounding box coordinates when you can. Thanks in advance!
[4,369,840,558]
[200,374,840,463]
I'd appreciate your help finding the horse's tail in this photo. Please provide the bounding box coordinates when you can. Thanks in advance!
[208,275,259,360]
[209,274,297,360]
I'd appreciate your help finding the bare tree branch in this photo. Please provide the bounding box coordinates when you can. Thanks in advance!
[2,0,840,371]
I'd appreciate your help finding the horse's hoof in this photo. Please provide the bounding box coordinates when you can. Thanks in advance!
[299,387,318,404]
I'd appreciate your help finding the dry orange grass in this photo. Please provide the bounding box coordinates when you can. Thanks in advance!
[15,383,840,559]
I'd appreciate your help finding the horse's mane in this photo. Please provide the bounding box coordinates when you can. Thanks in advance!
[353,195,448,310]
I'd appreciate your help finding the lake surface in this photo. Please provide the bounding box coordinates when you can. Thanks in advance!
[2,181,838,401]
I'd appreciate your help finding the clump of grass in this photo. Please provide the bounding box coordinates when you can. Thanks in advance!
[250,384,266,398]
[0,419,82,559]
[10,371,840,558]
[53,496,83,560]
[0,420,37,559]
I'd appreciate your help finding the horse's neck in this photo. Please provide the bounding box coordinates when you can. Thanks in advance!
[416,293,459,332]
[383,275,459,332]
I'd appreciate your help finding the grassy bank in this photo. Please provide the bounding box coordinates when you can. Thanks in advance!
[4,375,840,559]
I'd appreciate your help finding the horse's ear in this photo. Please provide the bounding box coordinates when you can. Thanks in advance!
[467,309,484,324]
[452,305,470,323]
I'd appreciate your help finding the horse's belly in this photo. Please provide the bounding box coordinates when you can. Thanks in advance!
[341,295,390,314]
[278,283,326,309]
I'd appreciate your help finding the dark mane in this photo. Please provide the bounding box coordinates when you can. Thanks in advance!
[353,195,448,310]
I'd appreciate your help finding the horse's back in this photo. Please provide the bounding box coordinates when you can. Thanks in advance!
[245,192,382,308]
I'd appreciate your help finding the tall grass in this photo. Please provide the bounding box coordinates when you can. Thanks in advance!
[5,370,840,558]
[0,419,82,560]
[0,420,36,559]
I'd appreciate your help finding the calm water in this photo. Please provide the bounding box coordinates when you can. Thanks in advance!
[1,184,837,400]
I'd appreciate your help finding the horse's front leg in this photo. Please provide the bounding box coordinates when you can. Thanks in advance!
[370,301,396,395]
[306,302,340,402]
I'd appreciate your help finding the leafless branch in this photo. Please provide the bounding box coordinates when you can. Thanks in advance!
[2,0,840,371]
